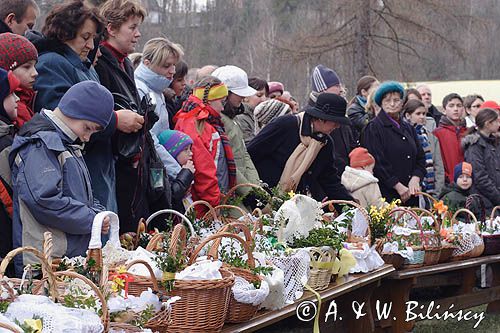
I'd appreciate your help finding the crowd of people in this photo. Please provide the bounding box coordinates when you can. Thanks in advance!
[0,0,499,275]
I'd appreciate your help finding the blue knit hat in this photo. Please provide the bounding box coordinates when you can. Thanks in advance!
[311,64,341,93]
[58,81,114,128]
[374,81,405,107]
[157,130,193,159]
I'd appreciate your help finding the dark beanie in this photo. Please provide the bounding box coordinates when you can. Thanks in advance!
[311,64,341,93]
[58,81,114,128]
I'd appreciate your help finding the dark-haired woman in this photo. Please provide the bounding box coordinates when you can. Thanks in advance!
[33,0,104,112]
[463,108,500,211]
[236,77,269,145]
[164,59,189,127]
[347,75,379,143]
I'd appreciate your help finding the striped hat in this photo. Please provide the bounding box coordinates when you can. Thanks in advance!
[311,64,340,93]
[254,99,291,134]
[157,130,193,159]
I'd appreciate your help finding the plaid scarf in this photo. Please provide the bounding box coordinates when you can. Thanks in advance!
[176,95,236,189]
[415,124,435,192]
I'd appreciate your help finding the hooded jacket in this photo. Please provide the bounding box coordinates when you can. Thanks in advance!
[433,116,467,184]
[10,111,100,273]
[341,167,383,208]
[134,63,181,178]
[462,132,500,210]
[235,103,256,145]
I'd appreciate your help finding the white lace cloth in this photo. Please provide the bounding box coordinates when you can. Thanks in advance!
[232,276,269,306]
[0,313,21,333]
[269,249,310,303]
[108,289,162,314]
[382,242,415,260]
[345,243,384,273]
[275,195,323,244]
[125,247,162,279]
[6,294,103,333]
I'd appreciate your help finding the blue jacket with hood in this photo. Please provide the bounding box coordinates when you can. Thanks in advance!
[10,110,100,273]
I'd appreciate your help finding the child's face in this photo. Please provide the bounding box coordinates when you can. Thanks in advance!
[246,88,267,108]
[444,98,464,123]
[405,106,427,125]
[68,119,102,142]
[176,145,192,166]
[171,76,186,97]
[209,98,224,113]
[456,174,472,190]
[12,60,38,89]
[3,93,19,120]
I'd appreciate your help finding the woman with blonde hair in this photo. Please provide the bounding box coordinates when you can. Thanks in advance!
[134,37,184,177]
[174,76,233,216]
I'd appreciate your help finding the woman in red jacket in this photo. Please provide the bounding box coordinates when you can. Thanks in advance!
[174,76,234,216]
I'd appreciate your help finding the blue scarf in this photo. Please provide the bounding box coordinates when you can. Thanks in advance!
[355,95,367,108]
[415,124,435,192]
[134,63,172,93]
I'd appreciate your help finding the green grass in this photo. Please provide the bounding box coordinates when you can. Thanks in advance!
[415,305,500,333]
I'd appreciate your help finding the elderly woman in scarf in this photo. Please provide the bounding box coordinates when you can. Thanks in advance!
[248,93,353,202]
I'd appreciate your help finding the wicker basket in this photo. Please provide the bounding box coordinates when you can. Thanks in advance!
[381,253,405,270]
[321,199,372,245]
[205,227,263,324]
[163,231,235,333]
[482,206,500,255]
[212,204,254,226]
[307,247,336,291]
[389,208,427,268]
[450,208,484,261]
[411,208,442,266]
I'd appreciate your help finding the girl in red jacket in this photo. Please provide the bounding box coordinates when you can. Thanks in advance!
[174,76,235,216]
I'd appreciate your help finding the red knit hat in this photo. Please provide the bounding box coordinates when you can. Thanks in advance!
[0,33,38,71]
[349,147,375,168]
[480,100,500,111]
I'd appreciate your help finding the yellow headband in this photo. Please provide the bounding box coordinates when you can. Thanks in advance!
[193,83,228,102]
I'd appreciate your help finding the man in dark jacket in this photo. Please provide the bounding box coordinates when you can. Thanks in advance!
[0,0,38,35]
[248,93,353,203]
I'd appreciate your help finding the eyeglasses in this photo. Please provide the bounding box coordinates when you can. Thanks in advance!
[382,98,402,106]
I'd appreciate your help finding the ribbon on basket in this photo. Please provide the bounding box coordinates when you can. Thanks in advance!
[109,268,135,298]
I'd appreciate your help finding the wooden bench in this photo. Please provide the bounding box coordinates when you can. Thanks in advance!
[222,264,395,333]
[374,254,500,333]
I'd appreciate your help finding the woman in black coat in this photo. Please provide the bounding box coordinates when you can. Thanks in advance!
[248,93,353,203]
[462,108,500,213]
[361,81,426,206]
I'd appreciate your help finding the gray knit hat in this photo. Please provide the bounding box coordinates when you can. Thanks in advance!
[253,99,291,134]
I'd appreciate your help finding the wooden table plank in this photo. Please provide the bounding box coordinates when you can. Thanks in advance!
[222,265,395,333]
[390,254,500,279]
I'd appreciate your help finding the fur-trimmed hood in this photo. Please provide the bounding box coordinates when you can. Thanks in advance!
[461,132,480,151]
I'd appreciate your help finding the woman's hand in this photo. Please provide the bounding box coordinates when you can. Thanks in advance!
[101,216,110,234]
[408,176,421,196]
[115,109,144,133]
[394,182,410,203]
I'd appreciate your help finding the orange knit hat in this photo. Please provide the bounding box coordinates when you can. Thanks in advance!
[349,147,375,168]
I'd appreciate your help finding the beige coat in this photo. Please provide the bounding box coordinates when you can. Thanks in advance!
[341,167,384,208]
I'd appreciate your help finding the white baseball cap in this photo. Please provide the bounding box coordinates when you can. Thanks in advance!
[212,65,257,97]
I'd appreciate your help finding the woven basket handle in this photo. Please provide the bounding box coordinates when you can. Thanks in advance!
[410,207,440,232]
[145,233,164,252]
[186,200,218,222]
[54,270,109,332]
[145,209,196,236]
[321,199,372,243]
[0,246,59,301]
[125,259,160,292]
[0,322,22,333]
[210,222,254,257]
[451,208,479,233]
[188,232,255,268]
[309,246,336,264]
[389,208,427,247]
[212,204,253,225]
[168,224,187,258]
[490,206,500,221]
[415,191,438,205]
[221,183,268,205]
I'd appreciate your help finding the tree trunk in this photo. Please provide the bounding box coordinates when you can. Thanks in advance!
[353,0,371,80]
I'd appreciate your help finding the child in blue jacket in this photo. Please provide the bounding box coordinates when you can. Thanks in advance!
[10,81,113,274]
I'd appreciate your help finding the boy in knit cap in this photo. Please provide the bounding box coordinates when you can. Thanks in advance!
[157,129,195,213]
[0,68,20,261]
[0,32,38,128]
[10,81,113,274]
[439,162,473,211]
[341,147,384,208]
